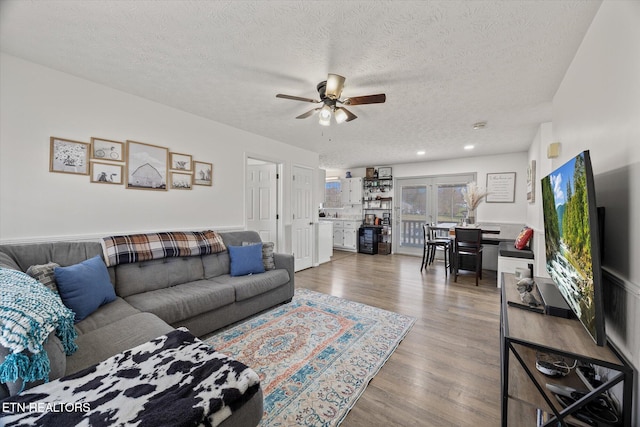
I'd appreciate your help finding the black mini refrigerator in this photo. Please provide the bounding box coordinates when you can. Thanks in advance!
[358,226,381,254]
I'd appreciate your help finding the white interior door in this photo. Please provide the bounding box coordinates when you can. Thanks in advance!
[246,160,278,248]
[292,165,314,271]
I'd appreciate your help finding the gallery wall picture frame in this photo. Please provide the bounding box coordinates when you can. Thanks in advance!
[486,172,516,203]
[170,172,193,190]
[193,161,213,186]
[170,152,193,171]
[90,137,125,162]
[378,167,392,178]
[50,137,90,175]
[90,162,123,185]
[527,160,536,203]
[126,140,168,191]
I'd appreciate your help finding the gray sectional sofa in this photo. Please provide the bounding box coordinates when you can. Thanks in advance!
[0,230,295,426]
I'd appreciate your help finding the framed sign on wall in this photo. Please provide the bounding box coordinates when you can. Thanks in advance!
[486,172,516,203]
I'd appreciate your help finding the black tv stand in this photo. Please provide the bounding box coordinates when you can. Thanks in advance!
[501,273,633,426]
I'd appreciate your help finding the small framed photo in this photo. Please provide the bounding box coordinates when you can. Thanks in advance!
[366,167,375,178]
[170,172,193,190]
[90,138,125,162]
[378,167,392,178]
[193,161,213,186]
[90,162,123,185]
[50,137,89,175]
[126,140,168,191]
[170,152,193,171]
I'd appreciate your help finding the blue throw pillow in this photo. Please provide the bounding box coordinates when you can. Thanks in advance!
[54,256,116,322]
[228,244,265,277]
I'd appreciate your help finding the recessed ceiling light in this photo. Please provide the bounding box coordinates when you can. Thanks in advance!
[417,151,425,155]
[473,121,487,130]
[464,145,474,150]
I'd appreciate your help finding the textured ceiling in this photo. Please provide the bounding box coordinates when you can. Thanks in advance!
[0,1,601,169]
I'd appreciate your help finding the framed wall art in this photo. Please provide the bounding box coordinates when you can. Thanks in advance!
[126,140,168,191]
[90,162,123,185]
[378,167,392,178]
[50,137,90,175]
[193,161,213,186]
[527,160,536,203]
[170,172,193,190]
[90,138,125,162]
[486,172,516,203]
[170,152,193,171]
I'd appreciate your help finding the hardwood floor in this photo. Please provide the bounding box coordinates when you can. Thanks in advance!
[295,250,502,427]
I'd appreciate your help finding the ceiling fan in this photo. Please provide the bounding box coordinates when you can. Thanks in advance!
[276,74,386,126]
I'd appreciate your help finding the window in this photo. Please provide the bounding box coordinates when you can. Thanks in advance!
[324,180,342,208]
[437,183,467,223]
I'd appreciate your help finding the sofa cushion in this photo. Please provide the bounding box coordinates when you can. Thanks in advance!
[124,280,235,325]
[0,241,104,272]
[65,312,173,375]
[212,269,290,301]
[498,241,534,259]
[55,256,117,322]
[228,244,265,277]
[202,252,230,279]
[26,262,60,292]
[115,256,204,298]
[74,297,141,335]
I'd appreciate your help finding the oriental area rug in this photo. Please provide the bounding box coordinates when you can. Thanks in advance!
[204,288,415,427]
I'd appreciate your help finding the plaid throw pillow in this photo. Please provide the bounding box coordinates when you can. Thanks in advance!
[26,262,60,293]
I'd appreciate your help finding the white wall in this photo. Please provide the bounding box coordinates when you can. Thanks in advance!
[0,54,319,243]
[527,122,554,277]
[546,0,639,421]
[328,152,529,225]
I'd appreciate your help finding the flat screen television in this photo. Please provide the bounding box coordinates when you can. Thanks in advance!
[541,150,605,346]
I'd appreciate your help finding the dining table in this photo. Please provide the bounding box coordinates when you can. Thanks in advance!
[431,222,502,273]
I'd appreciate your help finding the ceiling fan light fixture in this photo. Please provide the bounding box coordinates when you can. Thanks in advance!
[334,107,348,124]
[325,74,345,99]
[319,105,332,126]
[318,105,332,126]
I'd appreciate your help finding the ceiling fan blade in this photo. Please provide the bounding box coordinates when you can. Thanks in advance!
[296,108,320,119]
[276,94,320,103]
[325,74,346,99]
[343,93,386,105]
[337,107,358,122]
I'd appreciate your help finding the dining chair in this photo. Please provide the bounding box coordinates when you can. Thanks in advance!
[454,227,483,286]
[420,224,450,275]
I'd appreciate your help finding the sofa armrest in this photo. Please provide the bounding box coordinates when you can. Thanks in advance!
[273,252,295,296]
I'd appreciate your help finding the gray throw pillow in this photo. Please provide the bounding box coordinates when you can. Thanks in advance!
[26,262,60,293]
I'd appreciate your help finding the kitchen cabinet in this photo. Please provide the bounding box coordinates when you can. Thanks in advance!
[332,220,358,251]
[317,221,333,264]
[341,177,362,205]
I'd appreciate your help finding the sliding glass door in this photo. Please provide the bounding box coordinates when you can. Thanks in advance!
[395,178,431,256]
[394,173,475,256]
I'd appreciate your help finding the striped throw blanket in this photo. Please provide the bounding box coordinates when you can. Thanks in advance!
[0,268,78,386]
[101,230,226,267]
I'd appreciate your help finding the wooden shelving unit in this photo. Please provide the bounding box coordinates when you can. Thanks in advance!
[501,273,633,426]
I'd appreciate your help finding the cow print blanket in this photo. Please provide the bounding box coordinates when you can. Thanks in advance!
[0,328,260,427]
